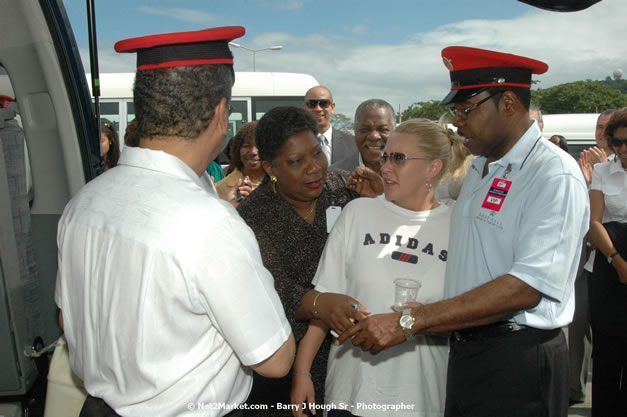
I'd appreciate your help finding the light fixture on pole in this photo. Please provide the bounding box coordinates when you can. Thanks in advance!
[229,42,283,71]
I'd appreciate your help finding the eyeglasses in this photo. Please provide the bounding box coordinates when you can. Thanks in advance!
[305,99,332,109]
[610,137,627,148]
[380,151,430,166]
[448,92,499,120]
[227,103,234,116]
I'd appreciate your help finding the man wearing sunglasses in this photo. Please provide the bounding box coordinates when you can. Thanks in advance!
[303,85,357,164]
[338,47,589,417]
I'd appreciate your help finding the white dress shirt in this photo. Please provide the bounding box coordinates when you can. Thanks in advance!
[55,147,291,417]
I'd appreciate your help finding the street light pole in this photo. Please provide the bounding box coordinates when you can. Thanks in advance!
[229,43,283,71]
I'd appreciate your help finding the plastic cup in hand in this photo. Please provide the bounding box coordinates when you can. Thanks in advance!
[393,279,420,311]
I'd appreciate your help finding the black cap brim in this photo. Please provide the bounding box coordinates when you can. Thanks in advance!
[440,87,486,105]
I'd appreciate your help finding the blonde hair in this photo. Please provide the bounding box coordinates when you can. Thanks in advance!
[393,118,470,186]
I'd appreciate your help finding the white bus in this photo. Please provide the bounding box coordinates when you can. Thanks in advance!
[88,71,319,147]
[542,113,597,159]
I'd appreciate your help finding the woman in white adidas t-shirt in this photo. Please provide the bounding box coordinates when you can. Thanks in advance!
[291,119,469,417]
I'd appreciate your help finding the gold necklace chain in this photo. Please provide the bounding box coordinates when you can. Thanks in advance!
[303,201,316,219]
[272,180,316,220]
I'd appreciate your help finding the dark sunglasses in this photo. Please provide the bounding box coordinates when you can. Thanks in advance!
[610,137,627,148]
[305,99,332,109]
[380,151,430,166]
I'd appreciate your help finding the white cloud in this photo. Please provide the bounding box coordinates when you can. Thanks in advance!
[245,0,626,118]
[269,0,307,10]
[352,25,368,36]
[136,6,222,24]
[92,0,627,119]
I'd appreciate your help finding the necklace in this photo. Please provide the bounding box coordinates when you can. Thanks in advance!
[303,201,316,220]
[271,181,316,220]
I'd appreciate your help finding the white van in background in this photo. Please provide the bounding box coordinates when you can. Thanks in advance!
[90,71,319,147]
[542,113,598,159]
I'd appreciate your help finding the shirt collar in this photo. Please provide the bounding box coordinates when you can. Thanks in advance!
[471,122,542,174]
[321,125,333,142]
[608,156,625,176]
[118,147,216,194]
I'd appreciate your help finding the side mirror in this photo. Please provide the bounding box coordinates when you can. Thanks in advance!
[517,0,601,12]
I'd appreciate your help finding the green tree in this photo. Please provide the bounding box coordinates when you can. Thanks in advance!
[600,78,627,94]
[531,81,627,114]
[400,100,450,122]
[331,113,353,132]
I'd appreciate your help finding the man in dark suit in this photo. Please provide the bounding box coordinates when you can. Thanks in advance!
[303,86,357,164]
[331,99,395,175]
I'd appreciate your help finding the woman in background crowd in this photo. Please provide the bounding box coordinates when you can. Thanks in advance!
[584,107,627,417]
[549,134,569,153]
[124,119,139,148]
[100,118,120,169]
[216,121,264,207]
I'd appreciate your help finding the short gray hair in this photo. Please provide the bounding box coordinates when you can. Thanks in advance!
[354,99,395,126]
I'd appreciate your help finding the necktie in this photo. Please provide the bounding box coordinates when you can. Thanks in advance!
[319,134,331,163]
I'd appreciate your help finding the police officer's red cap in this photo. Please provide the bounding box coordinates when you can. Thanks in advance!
[0,94,14,109]
[440,46,548,105]
[115,26,245,70]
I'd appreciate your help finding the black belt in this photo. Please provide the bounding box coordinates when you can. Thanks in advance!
[453,321,528,343]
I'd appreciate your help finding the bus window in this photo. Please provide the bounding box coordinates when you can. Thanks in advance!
[253,96,305,120]
[229,99,248,139]
[88,72,318,154]
[99,102,120,131]
[127,101,135,122]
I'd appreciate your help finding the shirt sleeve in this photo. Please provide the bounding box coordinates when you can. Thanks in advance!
[190,214,292,366]
[508,172,589,302]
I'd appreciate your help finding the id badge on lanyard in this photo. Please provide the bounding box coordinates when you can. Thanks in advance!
[481,164,513,212]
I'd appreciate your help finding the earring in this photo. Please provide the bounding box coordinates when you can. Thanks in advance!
[271,176,278,183]
[426,182,433,191]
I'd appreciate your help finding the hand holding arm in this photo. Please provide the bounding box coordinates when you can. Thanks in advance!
[337,312,405,354]
[337,275,542,353]
[346,167,384,197]
[295,290,370,335]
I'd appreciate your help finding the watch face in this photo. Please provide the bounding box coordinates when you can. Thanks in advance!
[400,315,415,328]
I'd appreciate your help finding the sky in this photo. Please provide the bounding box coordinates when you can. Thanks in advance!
[62,0,627,118]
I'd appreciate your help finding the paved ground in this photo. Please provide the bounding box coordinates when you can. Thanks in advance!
[568,374,592,417]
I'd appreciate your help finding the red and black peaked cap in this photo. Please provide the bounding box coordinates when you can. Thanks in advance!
[114,26,245,70]
[440,46,548,105]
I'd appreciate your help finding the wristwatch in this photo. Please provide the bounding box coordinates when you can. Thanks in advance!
[607,251,619,264]
[399,308,415,341]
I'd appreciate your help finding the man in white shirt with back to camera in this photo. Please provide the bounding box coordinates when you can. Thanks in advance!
[55,26,295,417]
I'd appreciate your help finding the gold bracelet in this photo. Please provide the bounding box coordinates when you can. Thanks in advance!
[312,292,323,319]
